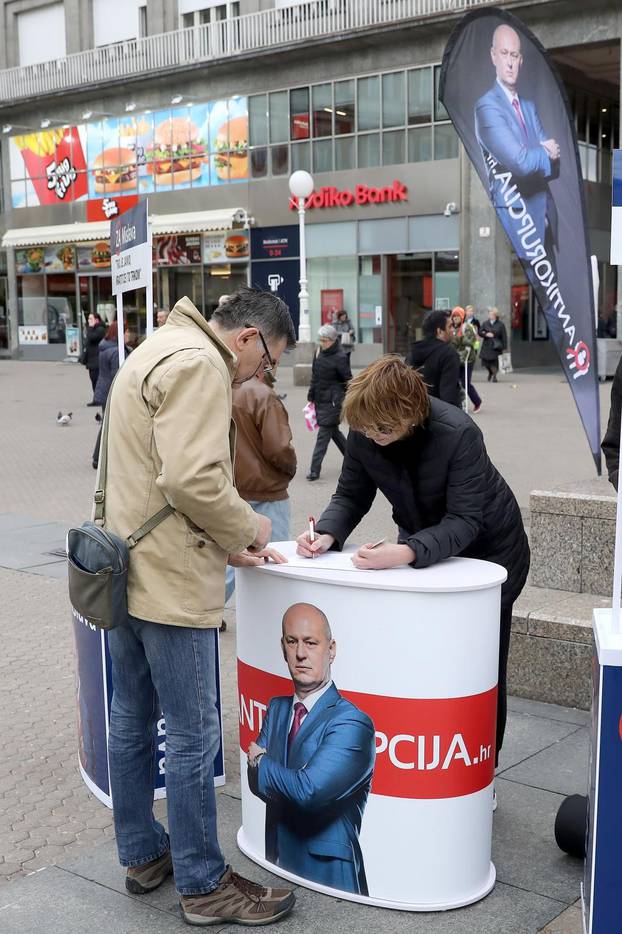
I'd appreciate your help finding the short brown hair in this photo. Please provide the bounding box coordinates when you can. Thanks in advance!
[342,355,430,432]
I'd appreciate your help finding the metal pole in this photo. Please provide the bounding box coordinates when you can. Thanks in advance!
[463,359,469,413]
[297,194,310,342]
[116,292,126,367]
[145,205,154,337]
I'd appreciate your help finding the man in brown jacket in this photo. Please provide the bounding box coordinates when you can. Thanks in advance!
[103,287,297,925]
[225,370,297,603]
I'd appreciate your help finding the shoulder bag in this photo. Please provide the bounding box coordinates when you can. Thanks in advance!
[67,386,173,630]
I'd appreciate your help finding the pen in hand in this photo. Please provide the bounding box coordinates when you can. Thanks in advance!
[308,515,316,544]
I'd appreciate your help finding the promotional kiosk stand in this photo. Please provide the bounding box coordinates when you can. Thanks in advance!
[582,613,622,932]
[71,616,225,807]
[236,542,506,911]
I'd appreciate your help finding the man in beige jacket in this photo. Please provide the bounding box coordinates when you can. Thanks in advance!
[104,287,297,925]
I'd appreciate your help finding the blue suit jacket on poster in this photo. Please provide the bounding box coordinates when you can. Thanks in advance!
[475,81,559,248]
[248,683,376,896]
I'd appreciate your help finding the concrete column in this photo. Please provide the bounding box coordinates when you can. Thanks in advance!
[148,0,179,36]
[461,158,512,333]
[7,248,20,359]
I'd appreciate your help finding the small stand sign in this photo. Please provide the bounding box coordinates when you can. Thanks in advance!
[110,199,153,362]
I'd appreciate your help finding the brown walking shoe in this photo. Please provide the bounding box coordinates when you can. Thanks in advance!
[180,868,295,926]
[126,849,173,894]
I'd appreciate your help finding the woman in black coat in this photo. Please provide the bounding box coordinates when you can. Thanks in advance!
[91,321,131,469]
[81,312,106,401]
[479,307,507,382]
[306,324,352,481]
[297,355,529,767]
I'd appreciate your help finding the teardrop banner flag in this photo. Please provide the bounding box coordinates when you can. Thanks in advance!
[440,7,601,473]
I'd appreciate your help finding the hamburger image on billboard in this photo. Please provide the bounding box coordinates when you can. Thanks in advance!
[92,147,137,194]
[148,116,207,187]
[213,114,248,181]
[225,233,250,259]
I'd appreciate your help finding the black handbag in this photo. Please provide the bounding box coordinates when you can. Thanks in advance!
[67,383,173,630]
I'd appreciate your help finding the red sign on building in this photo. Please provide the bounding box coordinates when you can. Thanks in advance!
[289,179,408,210]
[86,194,140,223]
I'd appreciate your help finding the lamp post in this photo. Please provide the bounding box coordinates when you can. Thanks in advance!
[288,170,314,343]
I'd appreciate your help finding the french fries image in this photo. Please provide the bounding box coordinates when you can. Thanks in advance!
[14,129,64,157]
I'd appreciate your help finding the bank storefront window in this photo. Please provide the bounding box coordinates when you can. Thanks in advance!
[248,64,457,178]
[308,256,358,340]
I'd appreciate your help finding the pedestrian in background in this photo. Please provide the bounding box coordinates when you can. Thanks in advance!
[156,306,170,327]
[334,310,356,359]
[91,321,132,470]
[479,307,507,382]
[602,354,622,489]
[225,367,297,603]
[450,306,482,413]
[407,309,461,407]
[465,303,481,332]
[307,324,352,481]
[81,312,106,404]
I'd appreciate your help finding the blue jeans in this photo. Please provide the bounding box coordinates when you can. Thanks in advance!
[108,618,225,895]
[225,498,291,604]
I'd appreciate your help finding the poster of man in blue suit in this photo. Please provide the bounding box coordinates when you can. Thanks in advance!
[475,23,560,258]
[247,602,376,896]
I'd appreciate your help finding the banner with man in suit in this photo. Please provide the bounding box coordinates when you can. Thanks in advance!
[440,7,601,472]
[247,602,375,896]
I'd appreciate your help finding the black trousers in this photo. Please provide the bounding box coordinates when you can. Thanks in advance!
[495,533,531,765]
[310,425,347,475]
[88,368,99,393]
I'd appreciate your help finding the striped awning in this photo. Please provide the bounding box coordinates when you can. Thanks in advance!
[2,207,245,248]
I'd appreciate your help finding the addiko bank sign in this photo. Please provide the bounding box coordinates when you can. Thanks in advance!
[289,179,408,210]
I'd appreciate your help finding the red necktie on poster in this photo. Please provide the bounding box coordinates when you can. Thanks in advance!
[512,98,528,137]
[287,701,307,754]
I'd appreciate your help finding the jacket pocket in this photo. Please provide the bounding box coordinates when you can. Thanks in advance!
[308,839,353,861]
[181,526,226,615]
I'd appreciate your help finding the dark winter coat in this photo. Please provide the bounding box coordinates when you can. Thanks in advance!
[315,398,529,594]
[602,355,622,489]
[93,339,130,408]
[407,337,462,407]
[81,323,106,369]
[479,319,507,363]
[308,341,352,427]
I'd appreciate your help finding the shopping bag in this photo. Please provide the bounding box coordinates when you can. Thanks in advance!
[303,402,318,431]
[499,352,513,375]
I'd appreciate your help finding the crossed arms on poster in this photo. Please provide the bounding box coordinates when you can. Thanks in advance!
[475,23,560,234]
[247,602,376,896]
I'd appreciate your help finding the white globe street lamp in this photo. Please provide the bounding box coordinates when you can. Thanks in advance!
[289,170,314,343]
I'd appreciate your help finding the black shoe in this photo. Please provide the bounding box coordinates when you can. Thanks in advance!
[487,373,492,382]
[87,401,98,407]
[492,375,498,383]
[92,460,98,470]
[306,472,319,481]
[95,412,102,422]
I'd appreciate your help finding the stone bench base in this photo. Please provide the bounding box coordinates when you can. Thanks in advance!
[508,584,608,710]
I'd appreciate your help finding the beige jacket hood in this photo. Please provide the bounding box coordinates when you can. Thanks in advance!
[99,296,259,627]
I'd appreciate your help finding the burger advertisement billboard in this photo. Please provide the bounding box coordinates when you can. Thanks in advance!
[9,96,248,210]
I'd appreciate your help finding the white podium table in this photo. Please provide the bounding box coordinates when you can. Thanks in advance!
[235,542,506,911]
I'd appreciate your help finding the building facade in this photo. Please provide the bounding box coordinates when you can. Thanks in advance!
[0,0,618,367]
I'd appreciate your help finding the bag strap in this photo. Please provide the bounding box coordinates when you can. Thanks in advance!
[93,373,174,546]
